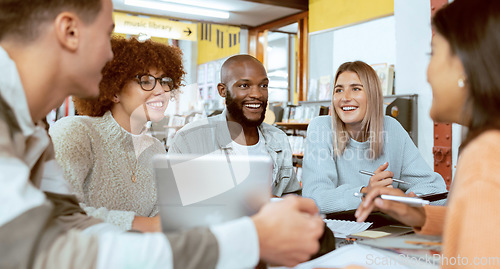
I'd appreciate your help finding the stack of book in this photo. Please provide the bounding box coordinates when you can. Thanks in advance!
[293,166,303,186]
[282,105,325,123]
[288,136,305,155]
[371,63,395,96]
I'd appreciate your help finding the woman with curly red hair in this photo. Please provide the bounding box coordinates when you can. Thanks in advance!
[49,37,185,232]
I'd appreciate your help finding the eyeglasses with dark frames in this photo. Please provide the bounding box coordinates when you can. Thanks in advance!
[135,74,174,91]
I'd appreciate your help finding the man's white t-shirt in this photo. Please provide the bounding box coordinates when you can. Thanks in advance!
[230,130,269,157]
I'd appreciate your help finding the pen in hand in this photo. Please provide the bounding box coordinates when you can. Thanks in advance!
[353,192,430,207]
[359,170,409,185]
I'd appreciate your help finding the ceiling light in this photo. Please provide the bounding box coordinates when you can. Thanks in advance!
[137,33,151,42]
[269,81,289,88]
[158,0,231,11]
[268,70,288,78]
[124,0,230,19]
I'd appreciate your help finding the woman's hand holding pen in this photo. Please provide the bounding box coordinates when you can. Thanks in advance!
[361,162,394,194]
[354,187,426,228]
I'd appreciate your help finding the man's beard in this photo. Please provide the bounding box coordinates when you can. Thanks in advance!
[226,93,266,128]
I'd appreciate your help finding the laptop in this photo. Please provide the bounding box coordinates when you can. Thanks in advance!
[153,154,273,232]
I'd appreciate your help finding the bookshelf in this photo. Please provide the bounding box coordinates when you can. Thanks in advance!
[275,121,308,185]
[275,122,309,130]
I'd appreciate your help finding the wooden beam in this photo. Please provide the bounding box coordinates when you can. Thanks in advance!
[248,30,258,57]
[297,16,308,101]
[241,0,308,11]
[248,11,308,104]
[250,11,308,32]
[257,31,267,64]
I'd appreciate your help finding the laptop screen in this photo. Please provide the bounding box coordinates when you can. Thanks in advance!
[153,154,272,231]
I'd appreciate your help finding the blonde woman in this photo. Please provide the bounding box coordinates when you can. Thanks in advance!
[302,61,447,213]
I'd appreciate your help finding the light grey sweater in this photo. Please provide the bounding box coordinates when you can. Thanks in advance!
[49,111,165,230]
[302,115,447,213]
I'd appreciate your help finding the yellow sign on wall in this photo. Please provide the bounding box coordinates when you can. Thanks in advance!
[197,23,240,65]
[309,0,394,33]
[113,12,197,41]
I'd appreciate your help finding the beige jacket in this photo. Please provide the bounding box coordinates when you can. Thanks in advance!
[0,48,101,268]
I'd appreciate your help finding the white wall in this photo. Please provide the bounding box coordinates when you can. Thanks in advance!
[309,31,334,80]
[395,0,459,176]
[309,16,396,81]
[239,28,249,54]
[166,39,198,116]
[332,16,396,71]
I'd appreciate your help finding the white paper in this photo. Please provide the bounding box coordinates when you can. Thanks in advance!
[271,244,412,269]
[324,219,373,238]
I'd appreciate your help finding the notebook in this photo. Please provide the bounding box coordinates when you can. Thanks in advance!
[324,219,373,238]
[153,154,273,232]
[348,225,414,240]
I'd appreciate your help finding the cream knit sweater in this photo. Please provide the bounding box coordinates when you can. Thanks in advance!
[49,111,165,230]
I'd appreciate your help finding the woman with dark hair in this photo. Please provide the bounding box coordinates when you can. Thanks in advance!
[302,61,446,213]
[355,0,500,265]
[49,37,185,232]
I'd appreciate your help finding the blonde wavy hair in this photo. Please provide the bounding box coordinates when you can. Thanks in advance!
[331,61,384,159]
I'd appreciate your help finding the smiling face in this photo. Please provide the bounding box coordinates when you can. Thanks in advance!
[113,67,170,127]
[333,71,368,131]
[427,33,468,124]
[220,59,269,127]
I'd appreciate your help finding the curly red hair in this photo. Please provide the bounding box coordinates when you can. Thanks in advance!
[74,37,185,116]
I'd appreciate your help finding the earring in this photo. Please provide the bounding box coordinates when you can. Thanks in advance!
[113,96,119,103]
[458,78,465,88]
